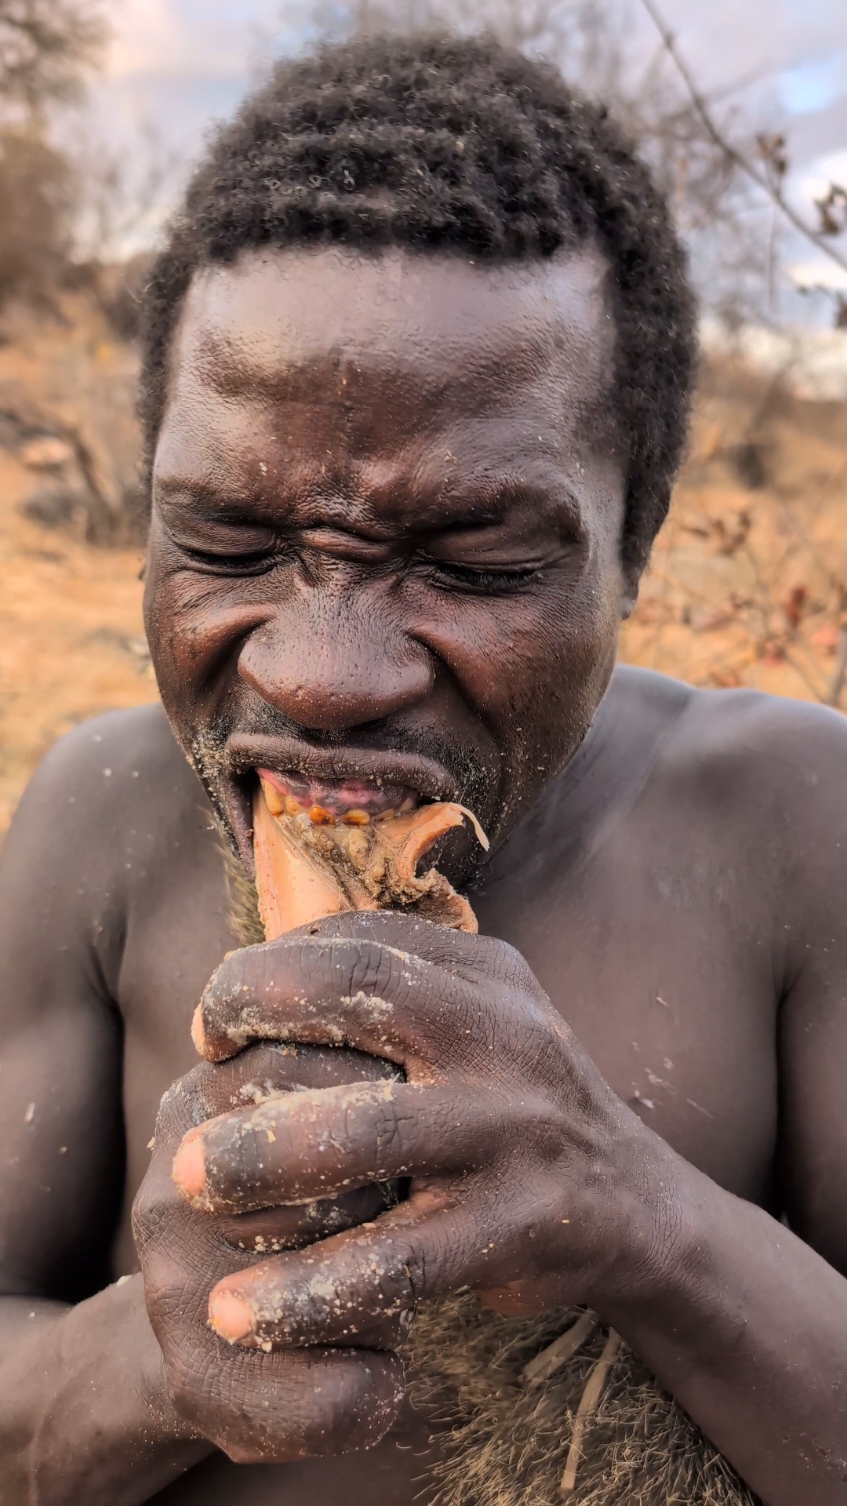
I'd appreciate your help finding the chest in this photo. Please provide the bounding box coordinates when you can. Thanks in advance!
[474,829,779,1204]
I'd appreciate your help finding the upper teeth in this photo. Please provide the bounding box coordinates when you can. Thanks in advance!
[259,778,417,826]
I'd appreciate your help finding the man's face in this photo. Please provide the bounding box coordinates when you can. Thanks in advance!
[145,245,629,877]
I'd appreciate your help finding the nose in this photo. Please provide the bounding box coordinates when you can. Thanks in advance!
[237,586,434,732]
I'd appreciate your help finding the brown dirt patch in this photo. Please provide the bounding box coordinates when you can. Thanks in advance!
[0,444,155,834]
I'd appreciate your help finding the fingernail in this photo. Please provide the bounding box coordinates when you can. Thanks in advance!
[172,1132,207,1199]
[190,1005,207,1055]
[209,1290,255,1344]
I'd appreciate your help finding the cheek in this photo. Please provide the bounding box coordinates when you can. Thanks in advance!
[407,562,621,733]
[143,536,257,717]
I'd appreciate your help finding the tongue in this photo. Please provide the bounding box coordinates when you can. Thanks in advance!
[257,768,416,819]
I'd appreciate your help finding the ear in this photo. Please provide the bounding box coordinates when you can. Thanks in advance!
[619,559,643,621]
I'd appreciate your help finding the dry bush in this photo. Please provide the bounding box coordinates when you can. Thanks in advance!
[0,0,105,114]
[0,0,106,309]
[0,270,144,545]
[0,0,145,541]
[0,127,76,305]
[620,358,847,707]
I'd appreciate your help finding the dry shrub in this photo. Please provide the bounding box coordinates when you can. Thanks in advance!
[0,127,76,306]
[0,0,106,307]
[621,355,847,706]
[0,278,144,544]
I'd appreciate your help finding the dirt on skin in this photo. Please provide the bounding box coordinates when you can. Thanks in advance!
[1,293,845,839]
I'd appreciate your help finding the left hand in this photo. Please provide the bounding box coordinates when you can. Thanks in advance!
[175,910,675,1352]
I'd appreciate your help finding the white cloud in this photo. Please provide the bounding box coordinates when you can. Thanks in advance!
[789,258,847,292]
[106,0,187,78]
[104,0,280,82]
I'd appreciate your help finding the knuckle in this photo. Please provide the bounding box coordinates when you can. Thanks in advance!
[132,1170,181,1245]
[302,935,397,997]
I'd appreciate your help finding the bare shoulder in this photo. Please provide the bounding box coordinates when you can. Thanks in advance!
[1,705,215,979]
[647,669,847,812]
[614,666,847,934]
[13,701,190,807]
[613,664,847,794]
[6,702,206,855]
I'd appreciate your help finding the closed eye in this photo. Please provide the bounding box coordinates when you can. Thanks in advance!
[165,520,284,575]
[426,559,544,594]
[177,542,280,575]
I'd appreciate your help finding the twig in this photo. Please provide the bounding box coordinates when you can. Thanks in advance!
[561,1329,622,1495]
[636,0,847,279]
[523,1311,598,1389]
[828,631,847,709]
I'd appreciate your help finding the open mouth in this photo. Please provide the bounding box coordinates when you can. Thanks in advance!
[214,733,480,882]
[233,760,490,940]
[256,767,419,825]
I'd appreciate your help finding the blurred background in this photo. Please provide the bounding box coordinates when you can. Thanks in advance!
[0,0,845,833]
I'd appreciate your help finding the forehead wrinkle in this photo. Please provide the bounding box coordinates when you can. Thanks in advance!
[155,369,606,541]
[175,248,616,438]
[186,322,597,423]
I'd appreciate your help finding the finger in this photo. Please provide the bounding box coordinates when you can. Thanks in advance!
[311,908,509,978]
[206,1194,500,1350]
[166,1330,403,1464]
[172,1079,504,1212]
[193,931,479,1071]
[138,1151,405,1459]
[220,1183,399,1255]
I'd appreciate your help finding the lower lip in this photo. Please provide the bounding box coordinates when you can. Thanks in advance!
[257,768,418,819]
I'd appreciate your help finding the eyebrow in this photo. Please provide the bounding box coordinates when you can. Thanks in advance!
[155,470,582,530]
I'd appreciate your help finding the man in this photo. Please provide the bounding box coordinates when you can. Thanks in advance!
[2,31,847,1505]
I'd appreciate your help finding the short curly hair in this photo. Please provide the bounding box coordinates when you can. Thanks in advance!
[140,32,697,571]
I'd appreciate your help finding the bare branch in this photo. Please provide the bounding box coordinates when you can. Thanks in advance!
[0,0,106,115]
[636,0,847,279]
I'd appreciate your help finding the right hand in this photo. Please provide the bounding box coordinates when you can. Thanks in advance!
[133,1040,405,1464]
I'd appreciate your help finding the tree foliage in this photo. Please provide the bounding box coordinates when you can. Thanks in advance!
[0,0,105,306]
[0,0,105,115]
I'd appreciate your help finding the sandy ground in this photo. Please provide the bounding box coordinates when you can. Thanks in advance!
[1,300,845,839]
[0,447,155,834]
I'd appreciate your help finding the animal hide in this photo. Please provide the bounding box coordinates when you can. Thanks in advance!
[401,1290,758,1505]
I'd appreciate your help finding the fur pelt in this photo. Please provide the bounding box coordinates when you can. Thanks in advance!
[401,1290,758,1505]
[223,843,266,948]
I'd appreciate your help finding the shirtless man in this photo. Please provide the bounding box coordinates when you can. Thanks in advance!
[2,32,847,1506]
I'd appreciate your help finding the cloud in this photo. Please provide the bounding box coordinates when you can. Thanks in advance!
[789,257,847,292]
[800,146,847,197]
[653,0,847,91]
[105,0,281,82]
[107,0,187,78]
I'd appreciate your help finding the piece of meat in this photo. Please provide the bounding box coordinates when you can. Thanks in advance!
[253,779,487,937]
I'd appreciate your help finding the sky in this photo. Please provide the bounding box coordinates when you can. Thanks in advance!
[89,0,847,299]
